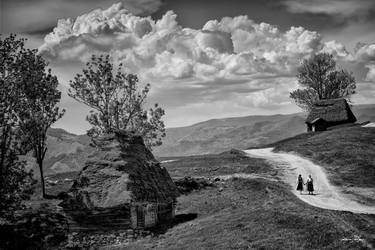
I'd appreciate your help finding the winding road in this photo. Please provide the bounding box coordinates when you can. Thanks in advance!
[244,148,375,214]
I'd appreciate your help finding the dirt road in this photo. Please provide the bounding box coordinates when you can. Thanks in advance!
[244,148,375,214]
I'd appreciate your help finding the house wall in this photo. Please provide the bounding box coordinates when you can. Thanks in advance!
[131,202,175,229]
[66,204,132,231]
[306,124,312,132]
[67,201,175,231]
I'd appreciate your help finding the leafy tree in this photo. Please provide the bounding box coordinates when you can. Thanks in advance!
[0,34,34,216]
[17,68,65,198]
[0,34,64,200]
[290,53,356,110]
[69,55,165,149]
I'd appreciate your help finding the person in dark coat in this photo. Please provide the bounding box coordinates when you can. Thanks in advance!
[296,174,304,194]
[306,175,314,195]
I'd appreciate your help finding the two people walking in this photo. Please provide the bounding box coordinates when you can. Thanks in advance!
[296,174,314,195]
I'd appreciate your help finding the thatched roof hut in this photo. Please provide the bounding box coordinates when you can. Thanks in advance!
[305,99,357,132]
[61,131,180,230]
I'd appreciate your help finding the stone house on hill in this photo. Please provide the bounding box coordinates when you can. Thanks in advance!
[305,99,357,132]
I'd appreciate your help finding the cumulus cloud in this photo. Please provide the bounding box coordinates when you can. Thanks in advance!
[321,40,350,58]
[353,43,375,62]
[39,3,329,84]
[318,41,375,83]
[347,43,375,82]
[365,64,375,82]
[39,2,374,120]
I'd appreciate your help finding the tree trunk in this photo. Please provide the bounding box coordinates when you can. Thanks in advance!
[38,159,46,198]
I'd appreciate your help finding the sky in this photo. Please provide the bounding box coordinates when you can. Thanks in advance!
[1,0,375,134]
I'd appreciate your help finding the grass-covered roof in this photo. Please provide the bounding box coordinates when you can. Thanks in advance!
[306,98,357,124]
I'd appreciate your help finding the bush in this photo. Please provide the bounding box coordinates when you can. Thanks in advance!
[0,149,34,220]
[174,177,214,194]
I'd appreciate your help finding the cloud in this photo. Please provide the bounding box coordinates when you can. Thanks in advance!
[39,3,328,85]
[346,43,375,82]
[282,0,374,17]
[1,0,162,34]
[365,64,375,82]
[321,40,350,58]
[353,43,375,62]
[318,41,375,83]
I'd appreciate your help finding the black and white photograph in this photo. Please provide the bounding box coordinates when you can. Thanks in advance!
[1,0,375,249]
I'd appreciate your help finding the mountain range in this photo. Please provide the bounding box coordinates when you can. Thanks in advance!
[28,104,375,175]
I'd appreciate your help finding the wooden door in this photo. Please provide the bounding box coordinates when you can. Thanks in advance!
[136,205,145,228]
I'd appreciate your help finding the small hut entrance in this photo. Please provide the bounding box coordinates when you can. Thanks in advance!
[310,118,327,132]
[131,203,164,229]
[136,206,145,228]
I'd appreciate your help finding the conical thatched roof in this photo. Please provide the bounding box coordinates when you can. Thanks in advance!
[62,131,179,211]
[306,99,357,124]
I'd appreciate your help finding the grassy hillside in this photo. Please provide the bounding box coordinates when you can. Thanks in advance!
[159,149,275,178]
[122,179,374,250]
[154,104,375,157]
[103,154,375,250]
[36,148,375,249]
[272,126,375,190]
[154,114,307,156]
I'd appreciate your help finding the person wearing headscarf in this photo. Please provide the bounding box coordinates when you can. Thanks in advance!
[306,175,314,195]
[296,174,304,194]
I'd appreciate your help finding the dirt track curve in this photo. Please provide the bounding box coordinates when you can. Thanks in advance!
[244,148,375,214]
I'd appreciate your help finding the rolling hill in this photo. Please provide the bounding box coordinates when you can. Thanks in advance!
[153,114,306,156]
[25,128,93,176]
[154,104,375,156]
[29,104,374,174]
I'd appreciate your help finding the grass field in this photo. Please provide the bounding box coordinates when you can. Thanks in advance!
[39,146,375,249]
[98,151,375,250]
[108,177,375,249]
[159,149,276,178]
[271,126,375,189]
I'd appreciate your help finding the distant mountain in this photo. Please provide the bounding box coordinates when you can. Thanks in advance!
[153,114,306,156]
[352,104,375,123]
[27,104,374,174]
[154,104,375,156]
[25,128,93,176]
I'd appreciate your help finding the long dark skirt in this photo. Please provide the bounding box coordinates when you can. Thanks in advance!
[307,182,314,192]
[296,182,303,191]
